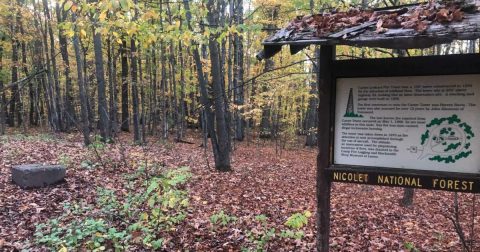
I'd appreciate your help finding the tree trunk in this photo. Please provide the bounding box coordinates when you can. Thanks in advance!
[183,0,222,167]
[107,38,118,135]
[120,40,129,132]
[38,7,57,130]
[160,43,168,139]
[57,3,75,130]
[93,26,110,141]
[259,6,279,138]
[401,188,415,207]
[72,13,90,146]
[207,0,231,171]
[233,0,245,141]
[178,41,186,139]
[43,0,62,131]
[0,36,5,134]
[9,28,19,127]
[130,38,141,143]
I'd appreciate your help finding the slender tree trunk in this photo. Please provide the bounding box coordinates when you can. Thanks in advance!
[160,44,168,139]
[178,41,186,139]
[150,48,158,134]
[72,13,90,146]
[36,8,57,130]
[305,82,318,146]
[401,188,415,207]
[43,0,63,131]
[18,7,29,128]
[130,38,141,143]
[183,0,222,165]
[260,6,279,138]
[207,0,231,171]
[120,40,129,132]
[139,51,146,142]
[93,25,110,141]
[81,43,94,128]
[0,37,5,134]
[9,28,19,127]
[107,38,118,135]
[233,0,245,141]
[57,3,75,130]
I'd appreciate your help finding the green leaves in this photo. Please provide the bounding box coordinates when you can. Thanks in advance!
[63,1,73,11]
[34,167,192,251]
[284,211,311,229]
[210,210,237,227]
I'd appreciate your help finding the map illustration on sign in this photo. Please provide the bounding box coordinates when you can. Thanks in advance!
[344,88,363,118]
[408,115,475,164]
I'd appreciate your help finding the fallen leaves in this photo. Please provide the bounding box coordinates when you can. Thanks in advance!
[286,1,474,37]
[0,132,479,251]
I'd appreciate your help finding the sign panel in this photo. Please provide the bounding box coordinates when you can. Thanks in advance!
[332,75,480,192]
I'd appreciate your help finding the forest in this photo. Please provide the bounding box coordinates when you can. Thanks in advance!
[0,0,479,251]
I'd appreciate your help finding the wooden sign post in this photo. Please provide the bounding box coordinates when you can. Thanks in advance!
[316,49,480,252]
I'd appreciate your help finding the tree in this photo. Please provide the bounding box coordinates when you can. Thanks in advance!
[72,12,91,146]
[233,0,245,141]
[120,40,129,132]
[93,20,110,141]
[206,0,231,171]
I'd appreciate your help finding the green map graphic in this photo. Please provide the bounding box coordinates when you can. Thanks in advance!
[416,115,475,164]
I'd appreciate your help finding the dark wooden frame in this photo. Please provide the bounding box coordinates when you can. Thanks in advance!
[316,50,480,252]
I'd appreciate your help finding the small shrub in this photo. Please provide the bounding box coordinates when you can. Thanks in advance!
[34,166,192,251]
[210,210,237,227]
[403,241,419,252]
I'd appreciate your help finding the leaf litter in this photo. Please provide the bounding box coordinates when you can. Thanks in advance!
[287,0,478,37]
[0,133,478,251]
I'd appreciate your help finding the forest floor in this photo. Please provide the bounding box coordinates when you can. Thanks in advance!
[0,131,479,251]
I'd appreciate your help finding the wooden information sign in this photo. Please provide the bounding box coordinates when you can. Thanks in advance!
[326,56,480,194]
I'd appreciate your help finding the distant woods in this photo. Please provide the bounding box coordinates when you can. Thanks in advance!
[0,0,478,170]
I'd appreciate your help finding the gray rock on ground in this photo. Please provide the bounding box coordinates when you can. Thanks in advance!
[11,164,66,189]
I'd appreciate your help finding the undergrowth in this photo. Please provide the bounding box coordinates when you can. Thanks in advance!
[33,166,191,251]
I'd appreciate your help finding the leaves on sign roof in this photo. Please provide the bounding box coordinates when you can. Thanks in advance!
[285,0,477,38]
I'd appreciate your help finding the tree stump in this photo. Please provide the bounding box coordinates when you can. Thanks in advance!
[11,164,66,189]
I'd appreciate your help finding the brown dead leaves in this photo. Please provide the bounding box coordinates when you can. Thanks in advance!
[375,2,466,33]
[288,9,374,37]
[1,133,479,251]
[287,1,471,37]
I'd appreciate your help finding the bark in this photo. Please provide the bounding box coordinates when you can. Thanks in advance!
[233,0,245,141]
[36,7,56,129]
[43,0,63,131]
[0,36,5,134]
[72,13,90,146]
[131,0,141,143]
[18,6,29,128]
[138,50,146,142]
[93,26,110,141]
[178,41,186,139]
[160,43,168,139]
[305,82,318,147]
[56,3,75,130]
[169,43,179,141]
[183,0,221,167]
[107,38,118,135]
[401,188,415,207]
[207,0,231,171]
[9,28,19,127]
[130,41,140,143]
[260,6,279,138]
[120,40,129,132]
